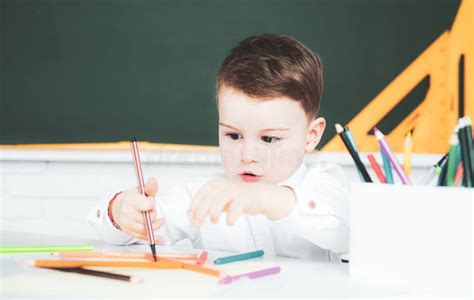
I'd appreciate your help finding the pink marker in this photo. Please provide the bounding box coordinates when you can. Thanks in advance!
[196,251,208,265]
[218,266,281,285]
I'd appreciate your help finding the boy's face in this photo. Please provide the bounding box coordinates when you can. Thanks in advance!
[217,85,326,184]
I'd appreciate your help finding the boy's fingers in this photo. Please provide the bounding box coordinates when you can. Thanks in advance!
[129,220,146,234]
[209,193,233,224]
[145,177,158,197]
[152,218,165,230]
[227,202,245,226]
[123,228,146,241]
[149,209,158,220]
[132,194,156,212]
[155,235,165,245]
[188,185,211,217]
[192,197,212,227]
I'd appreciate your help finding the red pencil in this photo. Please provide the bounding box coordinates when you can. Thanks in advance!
[367,154,386,183]
[131,138,156,261]
[196,251,208,265]
[454,163,464,186]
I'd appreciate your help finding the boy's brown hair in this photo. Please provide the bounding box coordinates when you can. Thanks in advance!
[216,33,323,120]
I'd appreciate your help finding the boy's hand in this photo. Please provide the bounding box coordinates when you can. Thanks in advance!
[187,178,296,227]
[111,177,165,243]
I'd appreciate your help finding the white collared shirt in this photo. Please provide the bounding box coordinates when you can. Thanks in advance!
[88,162,350,261]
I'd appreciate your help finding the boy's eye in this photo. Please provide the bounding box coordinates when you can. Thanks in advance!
[261,136,280,144]
[226,133,242,140]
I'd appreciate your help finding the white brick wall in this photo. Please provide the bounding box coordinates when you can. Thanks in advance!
[0,149,435,238]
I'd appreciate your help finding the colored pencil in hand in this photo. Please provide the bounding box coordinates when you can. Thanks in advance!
[130,138,157,261]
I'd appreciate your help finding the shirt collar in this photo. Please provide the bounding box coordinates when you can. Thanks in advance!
[278,163,308,187]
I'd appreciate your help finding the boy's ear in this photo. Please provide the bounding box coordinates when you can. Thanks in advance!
[305,117,326,152]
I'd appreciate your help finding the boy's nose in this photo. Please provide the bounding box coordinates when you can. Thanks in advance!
[241,145,259,163]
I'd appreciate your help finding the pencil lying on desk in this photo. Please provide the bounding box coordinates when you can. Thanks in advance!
[196,251,208,265]
[0,245,93,254]
[214,250,265,265]
[33,257,222,278]
[54,252,197,261]
[43,267,142,283]
[32,258,182,269]
[181,260,221,277]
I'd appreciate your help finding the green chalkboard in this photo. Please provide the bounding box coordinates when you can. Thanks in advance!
[0,0,460,147]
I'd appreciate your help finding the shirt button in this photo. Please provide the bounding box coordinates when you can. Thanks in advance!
[96,210,101,218]
[308,200,316,209]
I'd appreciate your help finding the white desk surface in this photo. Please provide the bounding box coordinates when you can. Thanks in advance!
[0,231,424,299]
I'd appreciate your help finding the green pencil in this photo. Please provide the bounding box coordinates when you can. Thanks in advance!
[214,250,264,265]
[458,118,473,187]
[0,245,93,254]
[447,134,459,186]
[381,149,394,184]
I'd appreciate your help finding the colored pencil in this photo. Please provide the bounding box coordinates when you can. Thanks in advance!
[367,154,386,183]
[454,163,464,186]
[33,258,182,269]
[214,250,264,265]
[43,267,142,283]
[345,126,364,181]
[446,134,459,186]
[55,251,196,261]
[219,266,281,285]
[381,149,394,184]
[464,117,474,185]
[181,260,221,277]
[335,124,372,182]
[130,138,157,260]
[419,154,448,185]
[0,245,93,254]
[458,118,472,187]
[196,251,208,265]
[373,127,411,185]
[403,132,412,177]
[437,158,449,186]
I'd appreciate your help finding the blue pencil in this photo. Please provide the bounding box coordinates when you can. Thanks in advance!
[214,250,264,265]
[344,127,364,182]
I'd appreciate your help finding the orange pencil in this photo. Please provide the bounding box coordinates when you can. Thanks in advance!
[157,256,222,278]
[55,252,197,261]
[33,258,182,269]
[182,260,221,278]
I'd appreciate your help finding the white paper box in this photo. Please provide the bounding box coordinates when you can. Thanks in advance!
[350,183,473,296]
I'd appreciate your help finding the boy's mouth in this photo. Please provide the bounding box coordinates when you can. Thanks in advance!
[239,172,262,182]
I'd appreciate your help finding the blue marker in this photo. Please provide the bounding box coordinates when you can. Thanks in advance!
[214,250,264,265]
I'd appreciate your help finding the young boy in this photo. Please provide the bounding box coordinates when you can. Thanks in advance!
[88,33,349,260]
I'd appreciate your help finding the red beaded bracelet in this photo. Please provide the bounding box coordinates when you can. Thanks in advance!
[107,192,122,230]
